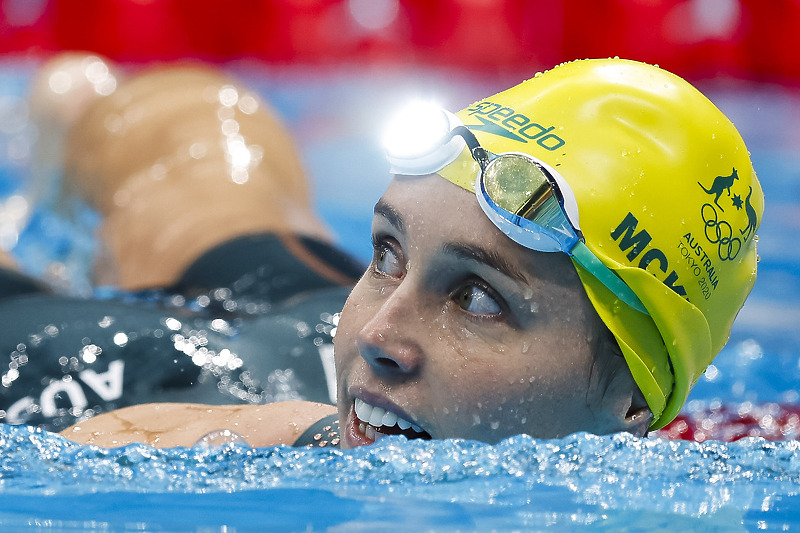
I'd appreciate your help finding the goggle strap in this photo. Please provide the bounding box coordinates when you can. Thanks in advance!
[448,125,490,170]
[571,242,649,315]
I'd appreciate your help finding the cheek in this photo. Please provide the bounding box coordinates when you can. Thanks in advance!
[332,283,368,363]
[423,332,529,418]
[429,372,539,440]
[429,329,597,439]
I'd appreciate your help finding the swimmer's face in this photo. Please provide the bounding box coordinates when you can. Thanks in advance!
[334,175,646,448]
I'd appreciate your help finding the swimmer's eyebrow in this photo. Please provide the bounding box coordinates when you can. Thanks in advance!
[373,200,526,284]
[373,200,405,234]
[440,242,528,285]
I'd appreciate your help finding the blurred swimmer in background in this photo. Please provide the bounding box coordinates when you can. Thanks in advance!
[1,55,762,449]
[0,53,361,439]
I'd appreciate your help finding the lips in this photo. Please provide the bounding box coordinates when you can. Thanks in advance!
[352,397,431,443]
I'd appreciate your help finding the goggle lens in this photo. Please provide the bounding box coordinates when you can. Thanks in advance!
[483,154,565,233]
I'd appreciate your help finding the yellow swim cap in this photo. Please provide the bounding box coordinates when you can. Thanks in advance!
[439,58,763,429]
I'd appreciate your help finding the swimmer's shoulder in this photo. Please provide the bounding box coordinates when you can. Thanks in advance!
[60,401,337,449]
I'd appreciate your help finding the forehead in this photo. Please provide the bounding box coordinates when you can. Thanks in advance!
[380,174,486,237]
[378,174,581,290]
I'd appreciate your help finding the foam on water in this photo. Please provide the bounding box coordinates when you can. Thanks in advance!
[1,425,799,530]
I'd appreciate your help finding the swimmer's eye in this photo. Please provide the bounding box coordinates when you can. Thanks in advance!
[372,237,403,278]
[454,282,502,316]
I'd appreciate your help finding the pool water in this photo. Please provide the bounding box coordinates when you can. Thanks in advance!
[2,425,800,531]
[1,59,799,531]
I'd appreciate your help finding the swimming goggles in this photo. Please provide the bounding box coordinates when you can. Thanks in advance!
[383,105,648,314]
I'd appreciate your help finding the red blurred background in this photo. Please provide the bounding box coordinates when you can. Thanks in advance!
[1,0,799,83]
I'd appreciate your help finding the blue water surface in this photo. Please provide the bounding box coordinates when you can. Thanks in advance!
[1,58,799,531]
[1,425,800,531]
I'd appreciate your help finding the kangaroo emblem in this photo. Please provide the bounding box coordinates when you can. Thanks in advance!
[740,186,758,240]
[698,168,739,211]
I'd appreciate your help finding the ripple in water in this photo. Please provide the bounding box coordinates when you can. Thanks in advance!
[1,424,799,530]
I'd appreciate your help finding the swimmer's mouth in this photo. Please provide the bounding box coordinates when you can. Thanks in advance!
[354,398,432,442]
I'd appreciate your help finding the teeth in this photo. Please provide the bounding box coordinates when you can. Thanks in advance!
[354,398,421,433]
[368,406,386,427]
[354,397,371,420]
[362,423,387,442]
[382,410,398,427]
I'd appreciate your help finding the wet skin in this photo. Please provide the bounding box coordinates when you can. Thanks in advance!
[334,174,644,448]
[59,174,647,450]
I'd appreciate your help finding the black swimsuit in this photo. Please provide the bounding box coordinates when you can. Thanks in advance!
[0,233,361,440]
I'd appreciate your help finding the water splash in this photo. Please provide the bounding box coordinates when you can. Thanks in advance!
[1,425,799,530]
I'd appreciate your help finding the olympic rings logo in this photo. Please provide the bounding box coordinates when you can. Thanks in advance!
[701,203,741,261]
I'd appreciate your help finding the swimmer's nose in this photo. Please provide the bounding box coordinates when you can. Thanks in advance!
[357,337,423,377]
[356,287,424,378]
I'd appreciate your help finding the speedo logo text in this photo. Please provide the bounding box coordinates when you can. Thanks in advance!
[465,100,566,150]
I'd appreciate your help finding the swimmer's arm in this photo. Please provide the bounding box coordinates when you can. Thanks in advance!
[59,401,337,449]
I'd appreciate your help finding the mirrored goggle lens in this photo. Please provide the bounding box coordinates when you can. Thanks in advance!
[482,154,566,232]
